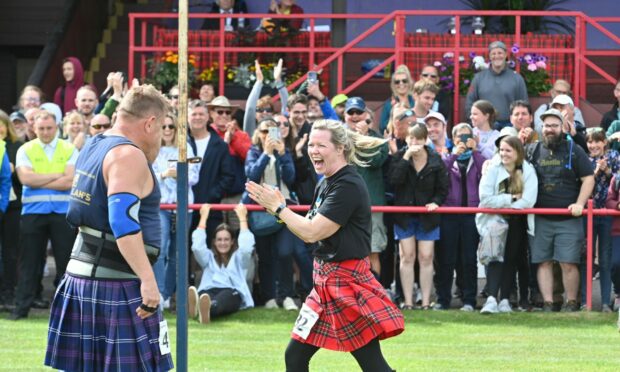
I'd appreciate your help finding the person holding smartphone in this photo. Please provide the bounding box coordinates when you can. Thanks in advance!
[435,123,486,311]
[242,116,312,311]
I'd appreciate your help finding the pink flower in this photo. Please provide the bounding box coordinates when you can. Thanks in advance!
[535,61,547,69]
[434,61,442,67]
[527,63,537,71]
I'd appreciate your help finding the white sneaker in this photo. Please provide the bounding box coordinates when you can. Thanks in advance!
[264,298,279,309]
[460,304,474,312]
[188,286,199,319]
[481,296,499,314]
[198,293,211,324]
[282,297,299,311]
[498,299,512,313]
[415,290,423,306]
[162,297,171,310]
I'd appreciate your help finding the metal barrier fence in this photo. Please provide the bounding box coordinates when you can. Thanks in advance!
[162,198,619,311]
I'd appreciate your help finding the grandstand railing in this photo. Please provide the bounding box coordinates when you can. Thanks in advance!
[162,199,617,311]
[129,11,620,120]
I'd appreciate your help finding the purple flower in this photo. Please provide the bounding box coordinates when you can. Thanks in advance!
[524,54,532,63]
[447,83,455,90]
[440,76,448,81]
[517,56,524,63]
[464,79,470,85]
[440,65,447,72]
[511,44,519,54]
[508,60,516,69]
[469,51,477,59]
[538,56,547,62]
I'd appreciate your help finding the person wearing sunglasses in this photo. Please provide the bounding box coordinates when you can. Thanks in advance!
[207,96,250,229]
[243,59,289,136]
[152,112,200,311]
[379,64,415,135]
[420,64,453,128]
[89,113,113,136]
[188,99,235,244]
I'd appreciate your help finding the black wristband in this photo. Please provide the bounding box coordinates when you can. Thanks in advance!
[274,203,287,217]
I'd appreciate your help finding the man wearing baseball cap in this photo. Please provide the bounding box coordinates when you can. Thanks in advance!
[525,108,594,312]
[465,40,528,130]
[424,111,453,156]
[533,79,585,134]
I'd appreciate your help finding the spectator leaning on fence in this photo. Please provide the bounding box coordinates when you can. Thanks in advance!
[477,135,538,314]
[525,108,594,312]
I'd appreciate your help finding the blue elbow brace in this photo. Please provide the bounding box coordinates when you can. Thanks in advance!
[108,192,141,239]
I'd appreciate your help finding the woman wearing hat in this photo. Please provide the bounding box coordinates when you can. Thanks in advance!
[477,135,537,313]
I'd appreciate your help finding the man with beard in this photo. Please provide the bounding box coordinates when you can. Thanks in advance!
[525,108,594,312]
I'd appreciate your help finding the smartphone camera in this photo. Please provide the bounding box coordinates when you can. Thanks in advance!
[268,126,281,140]
[307,71,318,84]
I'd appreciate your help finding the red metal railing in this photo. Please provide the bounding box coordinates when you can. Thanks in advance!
[129,11,620,119]
[162,199,619,311]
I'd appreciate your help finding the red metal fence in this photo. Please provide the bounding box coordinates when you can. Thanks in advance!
[162,199,619,311]
[129,11,620,119]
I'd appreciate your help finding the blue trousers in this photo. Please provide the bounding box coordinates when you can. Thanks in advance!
[154,210,191,300]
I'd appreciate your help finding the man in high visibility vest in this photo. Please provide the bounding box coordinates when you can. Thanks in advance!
[10,110,77,320]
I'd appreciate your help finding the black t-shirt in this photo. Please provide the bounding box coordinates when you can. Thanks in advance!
[527,139,593,209]
[308,165,371,262]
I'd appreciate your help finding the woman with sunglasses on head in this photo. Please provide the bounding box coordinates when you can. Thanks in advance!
[582,128,620,311]
[243,116,312,311]
[477,135,537,314]
[379,65,415,135]
[243,59,289,136]
[152,112,200,310]
[388,124,449,310]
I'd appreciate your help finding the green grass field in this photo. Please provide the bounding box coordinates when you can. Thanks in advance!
[1,308,619,371]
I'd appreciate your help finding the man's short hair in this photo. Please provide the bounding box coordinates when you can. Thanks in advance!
[287,94,308,110]
[34,110,57,124]
[189,99,206,110]
[117,84,170,120]
[412,80,439,96]
[76,85,97,96]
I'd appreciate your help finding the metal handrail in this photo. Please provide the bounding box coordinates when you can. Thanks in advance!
[162,199,616,311]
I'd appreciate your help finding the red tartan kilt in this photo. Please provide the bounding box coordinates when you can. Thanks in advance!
[292,257,405,352]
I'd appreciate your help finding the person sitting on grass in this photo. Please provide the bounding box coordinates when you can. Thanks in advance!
[188,203,255,324]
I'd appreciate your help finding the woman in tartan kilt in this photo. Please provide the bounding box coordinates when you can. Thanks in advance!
[247,119,404,372]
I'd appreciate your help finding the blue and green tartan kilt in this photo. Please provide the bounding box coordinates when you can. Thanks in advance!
[44,274,174,372]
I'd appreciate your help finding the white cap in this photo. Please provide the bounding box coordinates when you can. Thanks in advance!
[551,94,574,107]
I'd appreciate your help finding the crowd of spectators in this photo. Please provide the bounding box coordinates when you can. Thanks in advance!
[1,38,620,322]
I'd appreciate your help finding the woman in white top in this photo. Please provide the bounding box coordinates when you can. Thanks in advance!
[470,99,500,159]
[476,135,537,314]
[188,203,255,324]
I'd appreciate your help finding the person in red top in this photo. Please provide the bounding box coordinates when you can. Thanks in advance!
[53,57,85,115]
[208,96,251,228]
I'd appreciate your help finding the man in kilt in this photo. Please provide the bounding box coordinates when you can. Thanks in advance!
[44,84,174,371]
[247,119,404,372]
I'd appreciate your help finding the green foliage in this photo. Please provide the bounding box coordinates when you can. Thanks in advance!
[145,51,197,93]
